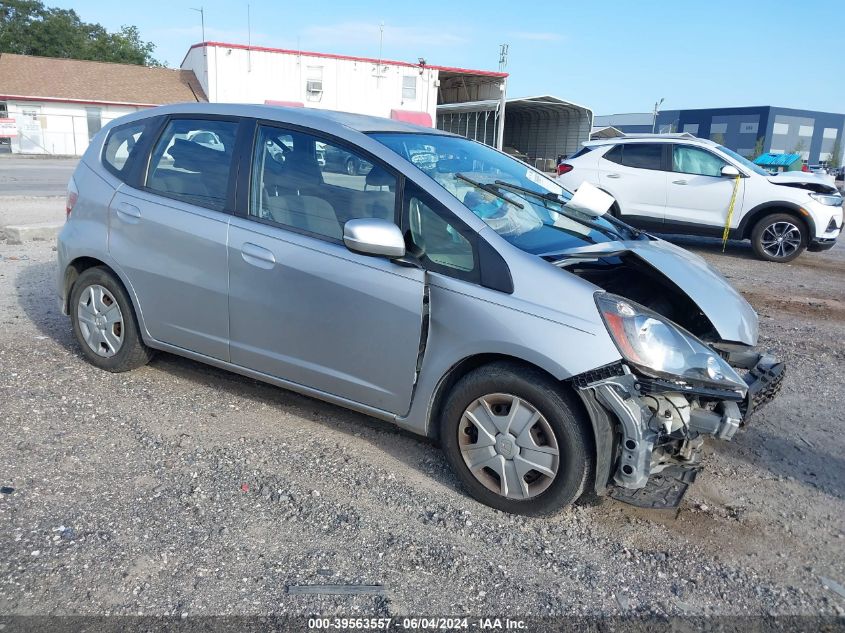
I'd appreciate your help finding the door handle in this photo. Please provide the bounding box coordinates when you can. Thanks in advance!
[240,242,276,269]
[115,201,141,222]
[672,179,688,185]
[606,173,621,179]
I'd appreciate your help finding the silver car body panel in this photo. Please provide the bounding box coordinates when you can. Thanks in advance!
[57,102,757,445]
[547,237,759,346]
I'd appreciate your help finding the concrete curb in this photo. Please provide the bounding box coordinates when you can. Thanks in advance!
[2,221,63,243]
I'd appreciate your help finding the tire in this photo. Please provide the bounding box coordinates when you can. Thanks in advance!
[69,267,153,372]
[345,158,358,176]
[751,213,807,263]
[440,362,592,516]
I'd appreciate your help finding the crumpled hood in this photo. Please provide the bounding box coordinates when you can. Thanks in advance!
[554,238,759,346]
[767,172,839,192]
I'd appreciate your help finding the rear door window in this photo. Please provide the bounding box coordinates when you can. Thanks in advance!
[146,118,238,212]
[604,143,663,170]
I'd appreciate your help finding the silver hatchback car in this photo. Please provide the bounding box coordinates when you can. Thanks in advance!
[57,103,784,515]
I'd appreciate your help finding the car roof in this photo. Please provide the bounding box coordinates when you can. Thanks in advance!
[124,102,451,137]
[584,133,720,148]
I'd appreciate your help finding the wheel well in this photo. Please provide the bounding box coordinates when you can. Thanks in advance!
[63,257,118,312]
[427,354,587,441]
[741,206,811,240]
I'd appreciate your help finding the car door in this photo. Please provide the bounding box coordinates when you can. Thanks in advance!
[597,142,668,229]
[664,144,746,234]
[108,116,242,361]
[227,122,425,415]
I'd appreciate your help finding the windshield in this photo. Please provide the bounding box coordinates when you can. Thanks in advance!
[717,145,770,177]
[369,132,639,255]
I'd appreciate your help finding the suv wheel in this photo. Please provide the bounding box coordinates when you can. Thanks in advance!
[440,362,591,515]
[70,267,153,372]
[751,213,807,262]
[345,158,358,176]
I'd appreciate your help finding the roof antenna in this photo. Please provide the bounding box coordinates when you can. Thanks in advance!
[498,43,509,72]
[376,21,385,87]
[247,3,252,73]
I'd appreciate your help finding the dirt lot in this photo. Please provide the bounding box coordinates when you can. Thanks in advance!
[1,214,844,621]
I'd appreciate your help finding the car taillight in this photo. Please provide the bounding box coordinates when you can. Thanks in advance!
[557,163,573,176]
[66,178,78,219]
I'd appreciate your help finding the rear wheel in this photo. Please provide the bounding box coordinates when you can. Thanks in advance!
[70,267,153,372]
[440,362,591,515]
[751,213,807,262]
[345,158,358,176]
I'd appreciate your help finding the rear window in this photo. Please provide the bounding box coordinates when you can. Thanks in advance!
[569,146,594,160]
[604,143,663,170]
[102,120,149,180]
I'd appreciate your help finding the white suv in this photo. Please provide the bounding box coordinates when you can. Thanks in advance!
[557,134,843,262]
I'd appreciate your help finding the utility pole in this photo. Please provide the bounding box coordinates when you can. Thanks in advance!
[191,7,205,42]
[497,44,509,150]
[652,97,664,134]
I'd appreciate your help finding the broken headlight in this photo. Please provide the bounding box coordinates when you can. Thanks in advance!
[809,193,843,206]
[595,293,747,393]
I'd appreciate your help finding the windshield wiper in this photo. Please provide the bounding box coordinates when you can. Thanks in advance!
[493,179,563,202]
[455,173,524,209]
[494,179,642,239]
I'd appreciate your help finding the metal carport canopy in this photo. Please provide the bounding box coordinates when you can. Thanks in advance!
[504,96,593,166]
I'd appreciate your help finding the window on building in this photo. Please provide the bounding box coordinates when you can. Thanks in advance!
[86,107,102,141]
[672,145,727,177]
[773,122,789,135]
[798,125,814,137]
[306,66,323,101]
[823,128,839,140]
[740,121,758,134]
[146,118,238,212]
[402,75,417,100]
[682,123,699,135]
[604,143,663,170]
[710,122,728,134]
[250,124,397,241]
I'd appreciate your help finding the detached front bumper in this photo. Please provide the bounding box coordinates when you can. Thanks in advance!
[574,352,784,508]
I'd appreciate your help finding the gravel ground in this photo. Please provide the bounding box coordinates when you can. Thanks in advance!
[1,229,844,621]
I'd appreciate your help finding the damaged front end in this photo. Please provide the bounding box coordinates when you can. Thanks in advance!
[572,294,784,509]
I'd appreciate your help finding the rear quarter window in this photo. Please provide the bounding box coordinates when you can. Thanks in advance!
[102,120,149,181]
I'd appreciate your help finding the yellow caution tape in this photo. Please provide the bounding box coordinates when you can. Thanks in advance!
[721,174,741,251]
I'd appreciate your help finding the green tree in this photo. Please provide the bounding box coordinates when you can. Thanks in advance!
[830,137,842,168]
[710,132,726,145]
[0,0,162,66]
[792,139,807,155]
[750,136,765,160]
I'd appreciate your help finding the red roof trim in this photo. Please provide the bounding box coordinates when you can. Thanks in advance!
[184,42,508,78]
[0,94,157,108]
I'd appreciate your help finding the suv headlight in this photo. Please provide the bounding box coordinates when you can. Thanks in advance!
[595,293,747,393]
[809,193,843,206]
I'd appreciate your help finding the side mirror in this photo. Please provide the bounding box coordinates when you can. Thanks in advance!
[721,165,740,177]
[343,218,406,258]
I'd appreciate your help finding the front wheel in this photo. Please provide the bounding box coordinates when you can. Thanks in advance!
[345,158,358,176]
[751,213,807,262]
[440,362,592,515]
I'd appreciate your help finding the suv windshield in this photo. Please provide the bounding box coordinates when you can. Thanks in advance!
[369,132,639,254]
[717,145,771,177]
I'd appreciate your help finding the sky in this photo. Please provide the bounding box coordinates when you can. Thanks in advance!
[51,0,845,115]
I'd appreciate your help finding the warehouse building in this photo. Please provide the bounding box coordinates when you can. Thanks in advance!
[0,53,206,155]
[597,106,844,168]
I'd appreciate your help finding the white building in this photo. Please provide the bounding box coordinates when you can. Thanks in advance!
[0,45,593,168]
[0,53,206,156]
